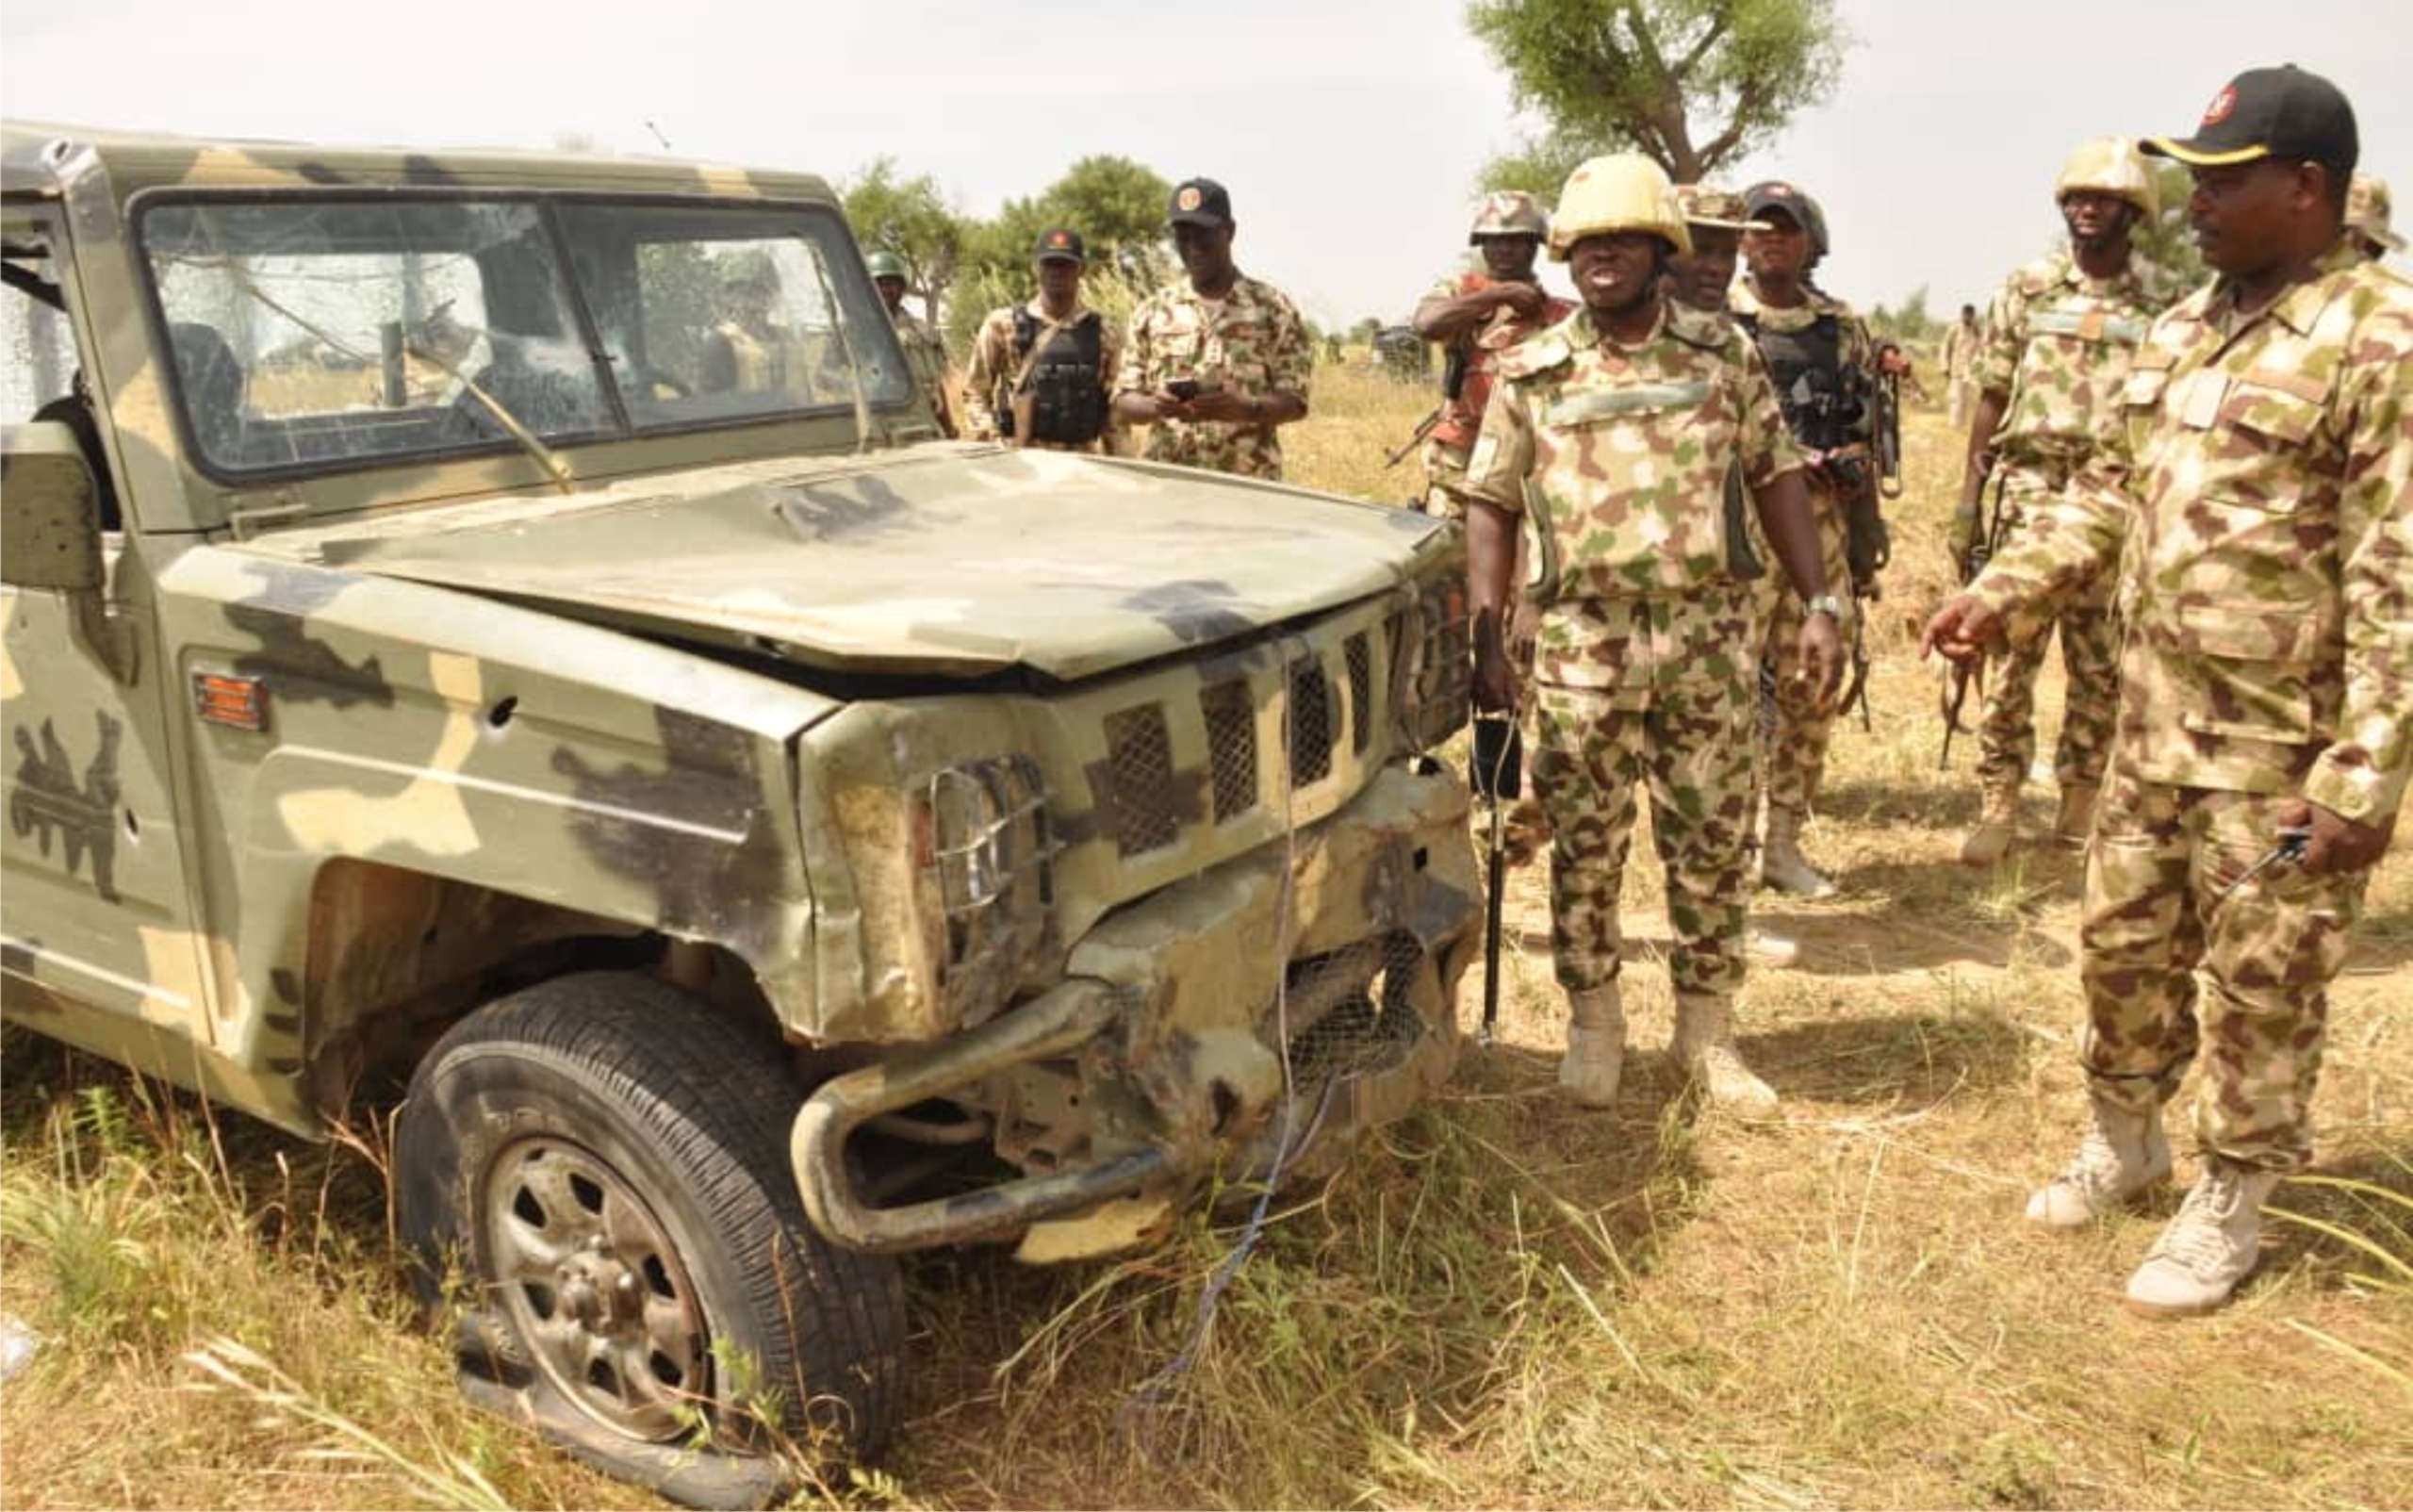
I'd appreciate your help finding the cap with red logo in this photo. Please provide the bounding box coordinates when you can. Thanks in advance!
[1033,227,1088,264]
[1166,177,1234,229]
[2143,64,2358,177]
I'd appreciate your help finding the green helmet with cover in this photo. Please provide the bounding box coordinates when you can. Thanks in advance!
[864,249,910,281]
[1548,154,1691,261]
[2055,136,2159,219]
[1673,184,1765,231]
[1467,189,1550,244]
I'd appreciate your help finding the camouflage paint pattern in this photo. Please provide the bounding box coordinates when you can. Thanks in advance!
[1460,302,1802,608]
[1730,281,1874,818]
[1961,249,2179,794]
[1975,248,2187,464]
[1460,298,1796,1000]
[1972,461,2119,793]
[959,296,1124,451]
[1529,608,1759,995]
[1969,240,2413,1171]
[1,122,1481,1256]
[1418,266,1575,514]
[1969,241,2413,824]
[1115,272,1311,479]
[1753,485,1854,817]
[2078,769,2365,1170]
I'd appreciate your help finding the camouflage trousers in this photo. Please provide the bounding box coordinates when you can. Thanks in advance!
[1421,439,1470,518]
[1528,612,1759,998]
[1977,477,2119,792]
[1755,485,1853,818]
[2079,766,2370,1171]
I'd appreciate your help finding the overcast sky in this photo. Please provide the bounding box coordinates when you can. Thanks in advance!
[5,0,2406,327]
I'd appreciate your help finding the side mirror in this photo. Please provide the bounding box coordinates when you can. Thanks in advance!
[2,421,105,592]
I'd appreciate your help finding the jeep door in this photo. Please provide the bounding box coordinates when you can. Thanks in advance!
[2,200,212,1045]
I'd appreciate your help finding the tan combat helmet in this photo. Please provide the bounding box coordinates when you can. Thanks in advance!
[2347,173,2404,254]
[1550,154,1691,260]
[2056,136,2159,219]
[1469,189,1550,244]
[1673,184,1766,231]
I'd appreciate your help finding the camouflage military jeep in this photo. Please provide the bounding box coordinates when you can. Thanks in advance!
[0,123,1480,1504]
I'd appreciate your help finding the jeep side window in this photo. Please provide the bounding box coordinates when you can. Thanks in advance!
[3,230,120,529]
[141,199,613,472]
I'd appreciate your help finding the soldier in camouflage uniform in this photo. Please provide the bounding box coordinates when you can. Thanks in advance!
[1940,304,1982,430]
[1463,155,1844,1114]
[1112,178,1310,480]
[1929,65,2413,1317]
[1951,139,2186,865]
[1732,181,1880,897]
[1668,185,1801,970]
[960,227,1124,454]
[2346,172,2402,262]
[869,250,958,438]
[1410,191,1574,517]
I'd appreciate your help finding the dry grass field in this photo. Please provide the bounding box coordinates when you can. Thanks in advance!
[3,353,2407,1510]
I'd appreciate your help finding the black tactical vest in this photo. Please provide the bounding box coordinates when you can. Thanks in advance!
[1006,309,1107,445]
[1738,310,1865,452]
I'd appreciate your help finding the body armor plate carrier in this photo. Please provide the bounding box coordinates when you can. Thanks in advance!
[1004,308,1108,445]
[1739,311,1866,452]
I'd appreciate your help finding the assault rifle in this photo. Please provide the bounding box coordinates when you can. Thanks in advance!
[1937,456,2011,770]
[1874,363,1904,501]
[1385,342,1471,469]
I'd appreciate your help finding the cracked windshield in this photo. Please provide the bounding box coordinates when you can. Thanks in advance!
[142,198,904,473]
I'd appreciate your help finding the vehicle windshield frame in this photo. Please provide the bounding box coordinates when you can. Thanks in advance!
[127,186,912,488]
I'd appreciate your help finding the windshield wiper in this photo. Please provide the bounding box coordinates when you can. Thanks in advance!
[213,261,576,494]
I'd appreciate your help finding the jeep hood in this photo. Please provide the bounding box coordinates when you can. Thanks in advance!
[271,447,1448,682]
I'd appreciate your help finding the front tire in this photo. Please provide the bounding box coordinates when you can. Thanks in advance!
[395,972,901,1507]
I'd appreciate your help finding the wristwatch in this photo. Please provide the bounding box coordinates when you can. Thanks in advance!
[1804,593,1845,621]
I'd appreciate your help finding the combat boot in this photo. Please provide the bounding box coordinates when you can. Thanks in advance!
[1669,993,1779,1117]
[2124,1159,2281,1318]
[1558,984,1626,1108]
[1960,778,2023,866]
[1759,805,1837,898]
[2025,1093,2173,1228]
[2052,782,2099,850]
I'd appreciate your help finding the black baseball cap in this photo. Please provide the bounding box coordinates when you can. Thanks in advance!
[1167,177,1233,228]
[1034,226,1087,263]
[1742,180,1829,255]
[2143,65,2358,176]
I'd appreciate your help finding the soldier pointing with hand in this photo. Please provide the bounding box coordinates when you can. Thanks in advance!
[1927,64,2413,1318]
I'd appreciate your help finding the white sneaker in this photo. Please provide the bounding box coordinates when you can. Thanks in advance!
[2124,1160,2280,1318]
[2025,1095,2173,1227]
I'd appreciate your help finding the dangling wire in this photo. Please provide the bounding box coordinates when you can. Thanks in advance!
[1116,631,1313,1444]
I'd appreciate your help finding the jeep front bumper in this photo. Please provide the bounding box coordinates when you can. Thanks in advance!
[792,763,1481,1257]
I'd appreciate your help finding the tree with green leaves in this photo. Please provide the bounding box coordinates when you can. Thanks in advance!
[842,157,969,322]
[1468,0,1848,190]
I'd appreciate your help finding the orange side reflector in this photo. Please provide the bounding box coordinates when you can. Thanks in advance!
[192,672,268,731]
